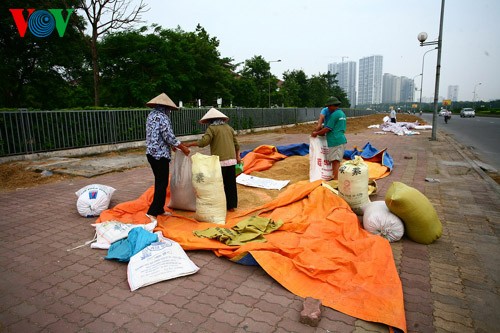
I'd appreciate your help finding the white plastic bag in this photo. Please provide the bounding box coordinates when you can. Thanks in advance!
[338,156,370,215]
[191,153,226,224]
[168,151,196,211]
[362,201,404,242]
[127,233,200,291]
[75,184,116,217]
[309,136,332,181]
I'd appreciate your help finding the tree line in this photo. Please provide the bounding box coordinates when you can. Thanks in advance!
[0,0,348,110]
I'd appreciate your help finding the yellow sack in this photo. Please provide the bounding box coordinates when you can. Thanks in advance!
[385,181,442,244]
[191,153,226,224]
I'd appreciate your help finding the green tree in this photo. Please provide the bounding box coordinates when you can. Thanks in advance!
[231,77,259,107]
[308,73,350,107]
[0,0,91,109]
[75,0,148,106]
[98,25,237,107]
[281,70,308,107]
[237,55,271,107]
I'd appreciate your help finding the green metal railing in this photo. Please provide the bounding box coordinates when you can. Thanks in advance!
[0,107,373,157]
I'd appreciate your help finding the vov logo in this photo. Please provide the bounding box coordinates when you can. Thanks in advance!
[9,8,74,38]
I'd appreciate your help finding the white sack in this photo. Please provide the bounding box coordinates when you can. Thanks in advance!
[168,151,196,211]
[338,156,370,215]
[191,153,226,224]
[309,136,332,181]
[75,184,116,217]
[127,233,199,291]
[362,201,405,242]
[90,220,157,249]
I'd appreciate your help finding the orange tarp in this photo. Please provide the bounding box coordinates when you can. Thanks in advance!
[96,180,406,332]
[365,160,391,180]
[241,145,287,175]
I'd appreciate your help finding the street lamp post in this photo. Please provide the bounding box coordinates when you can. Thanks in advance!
[268,59,281,108]
[412,74,422,102]
[473,82,482,108]
[419,47,438,114]
[418,0,445,141]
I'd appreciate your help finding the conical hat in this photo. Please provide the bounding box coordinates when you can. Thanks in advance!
[146,93,178,109]
[199,108,229,124]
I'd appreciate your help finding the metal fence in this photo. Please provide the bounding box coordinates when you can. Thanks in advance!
[0,107,373,157]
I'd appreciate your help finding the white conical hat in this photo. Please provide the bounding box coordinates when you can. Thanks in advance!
[199,108,229,124]
[146,93,178,109]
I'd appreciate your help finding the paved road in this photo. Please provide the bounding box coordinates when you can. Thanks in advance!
[422,113,500,171]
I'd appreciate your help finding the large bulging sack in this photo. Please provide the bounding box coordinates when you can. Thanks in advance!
[168,151,196,211]
[338,156,370,215]
[75,184,116,217]
[385,181,442,244]
[362,201,404,242]
[127,233,200,291]
[309,136,332,181]
[191,153,226,224]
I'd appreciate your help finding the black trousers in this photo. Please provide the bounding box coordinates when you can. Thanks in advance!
[146,154,170,216]
[221,165,238,210]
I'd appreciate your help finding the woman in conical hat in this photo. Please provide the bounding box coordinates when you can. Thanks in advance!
[185,108,240,211]
[145,93,190,218]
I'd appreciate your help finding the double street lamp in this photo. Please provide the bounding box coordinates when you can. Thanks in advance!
[268,59,281,108]
[418,0,445,141]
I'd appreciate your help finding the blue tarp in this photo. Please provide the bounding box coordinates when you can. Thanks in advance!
[241,143,310,158]
[343,142,394,171]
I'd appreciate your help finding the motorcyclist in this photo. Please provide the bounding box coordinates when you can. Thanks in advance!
[444,109,451,124]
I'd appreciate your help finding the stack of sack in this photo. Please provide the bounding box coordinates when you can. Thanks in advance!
[362,181,442,244]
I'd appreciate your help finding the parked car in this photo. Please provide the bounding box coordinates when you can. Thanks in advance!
[460,108,475,118]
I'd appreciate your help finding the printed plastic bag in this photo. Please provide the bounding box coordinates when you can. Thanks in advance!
[309,136,332,181]
[338,156,370,215]
[90,220,157,249]
[75,184,116,217]
[127,233,200,291]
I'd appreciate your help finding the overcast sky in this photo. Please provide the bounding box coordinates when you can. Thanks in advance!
[140,0,500,102]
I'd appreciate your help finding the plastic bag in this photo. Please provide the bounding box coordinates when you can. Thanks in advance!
[309,136,332,181]
[362,201,404,242]
[127,233,200,291]
[90,220,157,249]
[338,156,370,215]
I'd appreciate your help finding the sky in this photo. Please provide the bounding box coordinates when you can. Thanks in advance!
[137,0,500,102]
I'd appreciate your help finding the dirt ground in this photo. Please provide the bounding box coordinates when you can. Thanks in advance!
[1,113,496,191]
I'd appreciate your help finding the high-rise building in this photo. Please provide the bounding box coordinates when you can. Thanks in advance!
[382,73,401,103]
[399,76,415,104]
[327,61,357,107]
[357,55,383,105]
[447,85,459,101]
